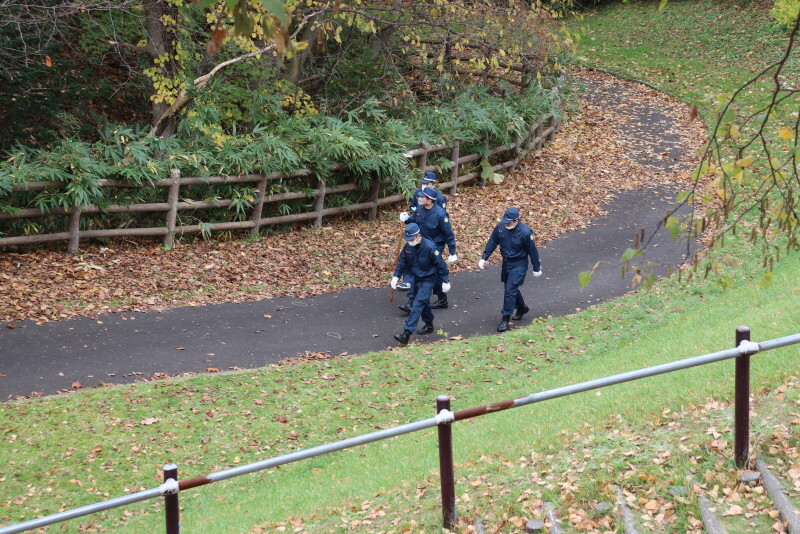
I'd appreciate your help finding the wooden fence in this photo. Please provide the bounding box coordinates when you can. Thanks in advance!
[0,114,557,253]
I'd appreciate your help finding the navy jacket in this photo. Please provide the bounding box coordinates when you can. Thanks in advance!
[410,187,447,212]
[394,237,450,281]
[481,222,541,271]
[408,203,456,255]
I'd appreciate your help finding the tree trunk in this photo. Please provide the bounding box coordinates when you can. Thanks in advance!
[288,11,329,85]
[143,0,179,138]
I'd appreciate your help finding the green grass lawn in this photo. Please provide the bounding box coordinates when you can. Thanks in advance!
[566,0,799,120]
[2,2,800,532]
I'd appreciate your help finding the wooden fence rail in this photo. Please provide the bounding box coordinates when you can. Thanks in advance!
[0,114,557,252]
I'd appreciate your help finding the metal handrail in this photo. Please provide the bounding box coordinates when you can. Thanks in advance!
[1,328,798,534]
[452,331,798,421]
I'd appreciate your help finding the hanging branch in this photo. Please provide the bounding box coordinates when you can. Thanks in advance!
[633,14,800,286]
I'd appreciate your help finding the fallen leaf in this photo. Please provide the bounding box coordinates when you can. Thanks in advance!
[722,505,743,516]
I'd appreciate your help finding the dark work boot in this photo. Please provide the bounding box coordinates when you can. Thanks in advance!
[398,299,412,314]
[511,304,529,321]
[430,295,448,309]
[417,323,434,335]
[497,316,511,332]
[393,330,412,345]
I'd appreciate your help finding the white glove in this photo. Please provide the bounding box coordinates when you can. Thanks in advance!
[533,270,542,277]
[399,211,409,222]
[391,276,399,289]
[478,259,486,270]
[447,254,457,264]
[441,282,451,293]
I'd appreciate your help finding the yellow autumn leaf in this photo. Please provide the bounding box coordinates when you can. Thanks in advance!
[778,128,794,140]
[735,156,754,167]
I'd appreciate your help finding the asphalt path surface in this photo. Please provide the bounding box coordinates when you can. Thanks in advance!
[0,76,698,399]
[0,185,694,399]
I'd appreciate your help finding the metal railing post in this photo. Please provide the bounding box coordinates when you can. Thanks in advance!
[164,464,180,534]
[734,326,751,468]
[436,395,456,530]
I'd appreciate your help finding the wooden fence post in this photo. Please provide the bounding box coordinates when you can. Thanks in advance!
[535,121,544,150]
[449,142,460,194]
[368,173,380,221]
[525,120,536,152]
[418,141,428,176]
[251,175,268,236]
[164,169,180,248]
[313,176,326,227]
[67,208,82,254]
[481,138,490,187]
[509,134,522,173]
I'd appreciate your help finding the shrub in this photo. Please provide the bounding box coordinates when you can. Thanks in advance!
[771,0,800,30]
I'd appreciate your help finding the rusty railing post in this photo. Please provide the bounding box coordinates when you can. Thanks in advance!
[163,463,180,534]
[734,325,751,468]
[436,395,456,529]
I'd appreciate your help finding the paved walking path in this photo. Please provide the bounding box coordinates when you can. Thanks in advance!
[0,76,698,399]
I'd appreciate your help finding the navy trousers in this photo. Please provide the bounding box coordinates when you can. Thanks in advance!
[402,266,415,296]
[404,274,435,333]
[406,244,445,301]
[500,259,527,317]
[432,244,446,298]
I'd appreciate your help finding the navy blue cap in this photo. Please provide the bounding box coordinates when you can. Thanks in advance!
[418,188,438,200]
[403,223,421,241]
[502,208,520,223]
[421,171,437,184]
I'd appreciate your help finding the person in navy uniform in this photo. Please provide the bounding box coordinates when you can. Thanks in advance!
[396,171,447,291]
[479,208,542,332]
[397,188,456,313]
[409,171,447,212]
[390,223,451,345]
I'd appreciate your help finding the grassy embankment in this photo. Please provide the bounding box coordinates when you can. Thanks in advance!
[1,1,799,532]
